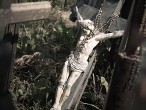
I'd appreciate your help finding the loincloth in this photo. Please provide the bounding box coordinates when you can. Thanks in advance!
[68,53,88,73]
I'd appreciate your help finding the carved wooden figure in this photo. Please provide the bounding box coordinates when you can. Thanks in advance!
[51,6,124,110]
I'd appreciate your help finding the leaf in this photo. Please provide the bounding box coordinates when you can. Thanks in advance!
[56,24,63,33]
[101,76,109,93]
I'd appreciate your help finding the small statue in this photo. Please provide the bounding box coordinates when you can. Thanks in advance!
[51,6,124,110]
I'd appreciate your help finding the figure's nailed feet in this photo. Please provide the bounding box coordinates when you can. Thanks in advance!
[50,103,59,110]
[57,105,61,110]
[50,107,57,110]
[50,106,61,110]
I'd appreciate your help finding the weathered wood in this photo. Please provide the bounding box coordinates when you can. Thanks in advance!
[0,1,51,110]
[70,0,127,32]
[4,24,19,93]
[72,50,98,110]
[0,2,51,31]
[0,0,11,9]
[0,0,51,92]
[0,1,51,40]
[0,0,11,40]
[0,42,12,93]
[0,92,17,110]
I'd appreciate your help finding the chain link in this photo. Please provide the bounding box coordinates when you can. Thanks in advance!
[94,8,102,29]
[140,0,146,36]
[75,2,119,58]
[99,14,118,33]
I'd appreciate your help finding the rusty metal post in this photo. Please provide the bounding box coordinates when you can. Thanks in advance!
[104,0,146,110]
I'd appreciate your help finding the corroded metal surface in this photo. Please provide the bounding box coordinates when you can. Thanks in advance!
[104,54,141,110]
[104,0,146,110]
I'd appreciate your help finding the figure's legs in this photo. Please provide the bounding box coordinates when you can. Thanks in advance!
[51,60,69,110]
[58,71,82,109]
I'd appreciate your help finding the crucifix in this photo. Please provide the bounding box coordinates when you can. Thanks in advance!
[51,0,126,110]
[0,1,51,109]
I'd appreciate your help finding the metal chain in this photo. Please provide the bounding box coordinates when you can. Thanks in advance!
[98,14,118,33]
[75,1,121,58]
[94,8,102,29]
[74,0,105,59]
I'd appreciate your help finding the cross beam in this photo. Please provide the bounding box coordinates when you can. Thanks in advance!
[0,2,51,28]
[0,1,51,40]
[70,0,127,32]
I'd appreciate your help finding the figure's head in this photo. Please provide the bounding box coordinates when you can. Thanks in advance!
[75,6,94,33]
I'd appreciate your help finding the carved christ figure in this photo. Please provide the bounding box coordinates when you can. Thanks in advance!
[51,6,124,110]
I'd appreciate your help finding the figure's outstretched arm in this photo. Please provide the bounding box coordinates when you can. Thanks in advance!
[95,30,124,41]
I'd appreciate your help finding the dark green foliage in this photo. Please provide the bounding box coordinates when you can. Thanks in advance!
[11,16,77,110]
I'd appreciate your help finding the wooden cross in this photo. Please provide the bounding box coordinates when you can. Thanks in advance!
[0,1,51,40]
[62,0,128,109]
[0,1,51,109]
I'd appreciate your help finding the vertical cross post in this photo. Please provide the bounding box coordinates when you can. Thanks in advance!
[0,0,12,94]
